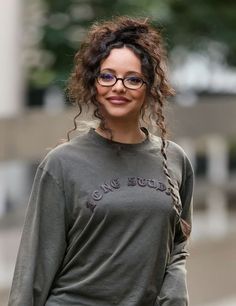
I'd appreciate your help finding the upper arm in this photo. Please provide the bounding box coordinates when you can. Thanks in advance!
[9,167,68,305]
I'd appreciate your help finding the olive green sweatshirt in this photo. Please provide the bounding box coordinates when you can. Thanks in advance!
[8,128,194,306]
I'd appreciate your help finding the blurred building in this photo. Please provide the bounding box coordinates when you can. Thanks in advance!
[0,1,236,305]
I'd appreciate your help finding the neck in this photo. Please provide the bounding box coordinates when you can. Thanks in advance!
[95,120,146,144]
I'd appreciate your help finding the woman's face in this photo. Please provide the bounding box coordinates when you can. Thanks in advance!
[96,47,147,122]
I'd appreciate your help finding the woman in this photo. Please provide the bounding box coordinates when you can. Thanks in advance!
[9,16,194,306]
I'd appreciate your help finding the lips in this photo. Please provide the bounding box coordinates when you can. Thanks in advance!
[107,96,131,105]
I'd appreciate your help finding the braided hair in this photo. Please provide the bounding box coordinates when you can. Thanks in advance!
[67,16,191,239]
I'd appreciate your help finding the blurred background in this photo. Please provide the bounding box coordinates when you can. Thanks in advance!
[0,0,236,305]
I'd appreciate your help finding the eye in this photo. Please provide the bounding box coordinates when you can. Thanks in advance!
[126,76,143,85]
[98,73,115,82]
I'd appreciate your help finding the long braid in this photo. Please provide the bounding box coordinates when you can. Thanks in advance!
[160,131,191,238]
[155,93,191,238]
[161,138,181,211]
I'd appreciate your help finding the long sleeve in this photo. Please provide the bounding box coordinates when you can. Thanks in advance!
[8,166,68,306]
[157,156,194,306]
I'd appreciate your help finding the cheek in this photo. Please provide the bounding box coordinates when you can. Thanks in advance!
[96,85,109,101]
[133,89,146,104]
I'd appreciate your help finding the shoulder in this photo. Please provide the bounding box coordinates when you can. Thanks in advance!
[166,139,194,179]
[166,139,187,160]
[38,131,91,178]
[149,133,188,160]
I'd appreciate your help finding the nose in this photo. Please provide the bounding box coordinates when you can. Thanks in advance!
[112,78,126,92]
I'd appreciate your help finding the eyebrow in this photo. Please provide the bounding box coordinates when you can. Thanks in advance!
[100,68,142,75]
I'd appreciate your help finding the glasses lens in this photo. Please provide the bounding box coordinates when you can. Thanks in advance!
[124,76,143,89]
[97,73,115,86]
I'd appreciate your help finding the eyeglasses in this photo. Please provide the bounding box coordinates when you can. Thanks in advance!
[97,73,147,90]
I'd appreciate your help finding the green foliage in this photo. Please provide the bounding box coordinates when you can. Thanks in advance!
[29,0,236,89]
[165,0,236,62]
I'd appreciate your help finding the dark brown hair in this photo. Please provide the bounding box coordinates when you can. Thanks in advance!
[67,16,191,239]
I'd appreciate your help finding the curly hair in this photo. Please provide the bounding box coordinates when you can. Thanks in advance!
[66,16,191,239]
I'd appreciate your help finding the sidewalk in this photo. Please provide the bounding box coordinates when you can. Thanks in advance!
[187,233,236,306]
[202,296,236,306]
[0,289,9,306]
[0,227,21,306]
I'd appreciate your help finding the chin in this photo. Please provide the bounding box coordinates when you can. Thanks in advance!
[99,103,141,121]
[103,106,136,118]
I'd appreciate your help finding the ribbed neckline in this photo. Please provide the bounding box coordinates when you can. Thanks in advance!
[87,127,150,151]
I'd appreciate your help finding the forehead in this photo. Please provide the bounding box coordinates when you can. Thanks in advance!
[100,47,142,73]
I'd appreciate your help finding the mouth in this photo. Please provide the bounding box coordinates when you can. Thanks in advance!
[107,96,131,105]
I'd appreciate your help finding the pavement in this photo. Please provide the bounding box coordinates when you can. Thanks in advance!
[0,227,21,306]
[187,233,236,306]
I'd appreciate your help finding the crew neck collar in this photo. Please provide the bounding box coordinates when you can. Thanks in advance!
[88,127,150,150]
